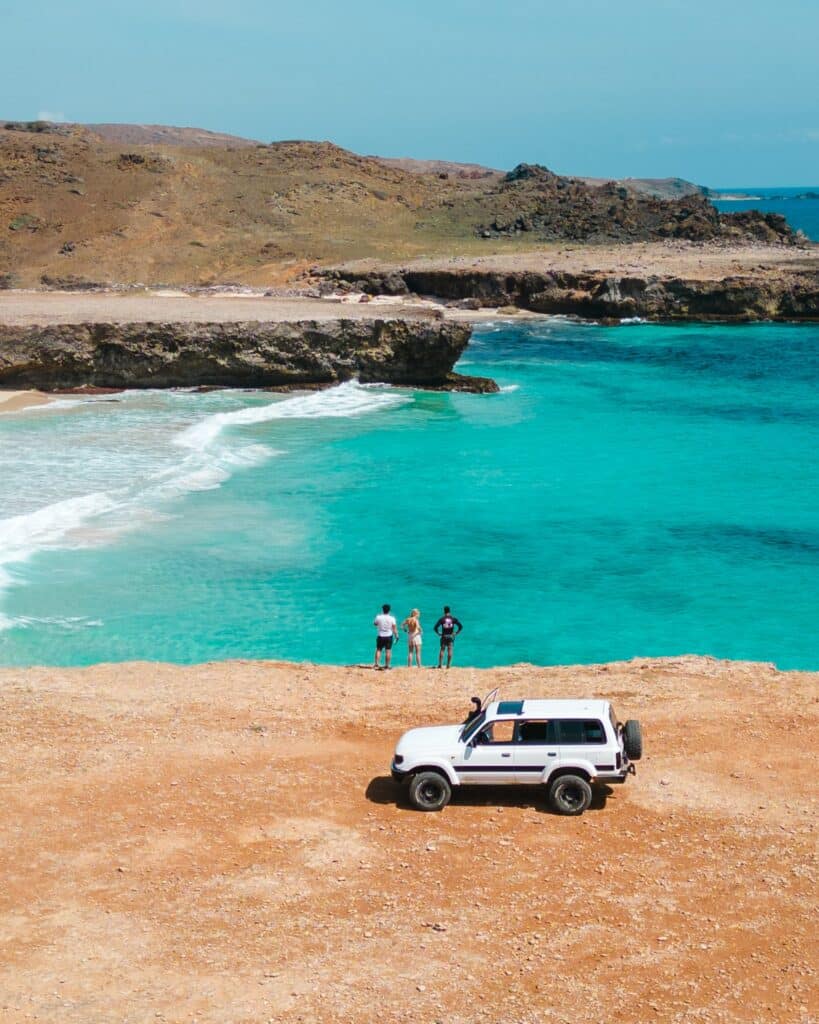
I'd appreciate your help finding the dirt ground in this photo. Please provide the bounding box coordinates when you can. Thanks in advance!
[3,238,817,330]
[332,240,819,283]
[0,291,451,328]
[0,656,816,1024]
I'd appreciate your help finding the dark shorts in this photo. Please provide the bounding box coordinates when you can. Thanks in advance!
[439,634,454,647]
[376,636,393,651]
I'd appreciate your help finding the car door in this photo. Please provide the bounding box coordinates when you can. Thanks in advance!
[513,719,559,783]
[454,719,517,784]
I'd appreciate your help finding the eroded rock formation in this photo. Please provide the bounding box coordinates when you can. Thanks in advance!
[475,164,800,245]
[0,317,498,392]
[326,267,819,322]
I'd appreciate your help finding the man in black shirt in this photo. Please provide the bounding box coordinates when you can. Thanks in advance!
[434,605,463,669]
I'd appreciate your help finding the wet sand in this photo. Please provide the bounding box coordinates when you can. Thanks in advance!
[0,390,51,413]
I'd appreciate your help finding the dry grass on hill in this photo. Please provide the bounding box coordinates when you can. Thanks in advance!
[0,125,529,288]
[0,123,799,290]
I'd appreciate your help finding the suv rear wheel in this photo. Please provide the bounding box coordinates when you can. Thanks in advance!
[623,719,643,761]
[548,774,593,816]
[408,771,452,812]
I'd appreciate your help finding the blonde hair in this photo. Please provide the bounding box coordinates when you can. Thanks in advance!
[411,608,420,617]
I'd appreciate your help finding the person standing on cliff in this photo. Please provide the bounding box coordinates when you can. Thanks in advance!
[401,608,423,668]
[434,605,463,669]
[373,603,398,670]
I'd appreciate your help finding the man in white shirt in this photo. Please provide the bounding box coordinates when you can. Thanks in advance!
[373,603,399,670]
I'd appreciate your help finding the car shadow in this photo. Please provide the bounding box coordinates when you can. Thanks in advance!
[365,776,613,814]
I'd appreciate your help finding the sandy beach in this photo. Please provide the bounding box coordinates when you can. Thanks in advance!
[0,656,815,1023]
[0,390,51,413]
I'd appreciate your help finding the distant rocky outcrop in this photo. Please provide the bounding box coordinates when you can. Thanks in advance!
[324,266,819,322]
[474,164,799,245]
[373,156,501,180]
[580,176,708,200]
[0,317,497,392]
[83,123,261,148]
[1,120,74,137]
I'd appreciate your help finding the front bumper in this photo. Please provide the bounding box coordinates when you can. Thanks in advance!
[391,758,408,783]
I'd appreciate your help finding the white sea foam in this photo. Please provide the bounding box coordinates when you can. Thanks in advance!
[0,613,104,633]
[0,381,407,621]
[176,380,407,452]
[499,384,520,393]
[0,448,255,603]
[0,492,119,621]
[0,492,118,568]
[3,396,92,417]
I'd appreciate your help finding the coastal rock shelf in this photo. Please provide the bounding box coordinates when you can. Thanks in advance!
[327,266,819,322]
[0,316,496,392]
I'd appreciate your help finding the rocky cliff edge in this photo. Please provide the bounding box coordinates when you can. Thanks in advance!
[0,317,498,392]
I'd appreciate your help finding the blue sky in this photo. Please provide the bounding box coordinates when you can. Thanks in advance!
[2,0,818,185]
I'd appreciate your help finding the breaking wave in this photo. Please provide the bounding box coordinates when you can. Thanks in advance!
[176,379,407,452]
[0,381,406,628]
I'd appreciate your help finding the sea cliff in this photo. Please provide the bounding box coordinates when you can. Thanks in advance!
[0,316,496,392]
[324,264,819,322]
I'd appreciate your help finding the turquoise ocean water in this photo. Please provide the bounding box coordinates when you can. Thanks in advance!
[713,186,819,240]
[1,319,819,669]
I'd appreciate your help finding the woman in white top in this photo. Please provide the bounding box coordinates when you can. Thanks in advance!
[401,608,423,668]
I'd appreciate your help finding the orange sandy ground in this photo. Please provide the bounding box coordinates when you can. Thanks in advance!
[0,656,816,1024]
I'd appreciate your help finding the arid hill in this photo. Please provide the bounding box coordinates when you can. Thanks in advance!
[84,123,261,148]
[578,174,708,199]
[373,154,502,180]
[0,121,800,289]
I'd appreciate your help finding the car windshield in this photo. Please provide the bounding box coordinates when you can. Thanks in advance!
[460,710,486,743]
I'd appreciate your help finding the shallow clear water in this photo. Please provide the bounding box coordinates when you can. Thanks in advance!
[2,319,819,668]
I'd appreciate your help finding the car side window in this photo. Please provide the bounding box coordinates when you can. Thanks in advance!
[583,719,607,744]
[557,719,608,744]
[516,720,558,744]
[477,720,516,744]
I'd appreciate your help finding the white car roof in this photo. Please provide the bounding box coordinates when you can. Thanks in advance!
[486,699,610,719]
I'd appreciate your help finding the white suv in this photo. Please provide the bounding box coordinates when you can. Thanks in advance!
[390,690,642,815]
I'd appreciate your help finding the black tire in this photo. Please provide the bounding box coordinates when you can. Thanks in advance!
[408,771,452,812]
[623,719,643,761]
[548,774,593,816]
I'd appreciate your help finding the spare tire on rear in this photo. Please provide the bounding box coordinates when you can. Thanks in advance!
[623,719,643,761]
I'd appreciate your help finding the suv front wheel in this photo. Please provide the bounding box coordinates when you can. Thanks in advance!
[408,771,452,812]
[548,774,593,815]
